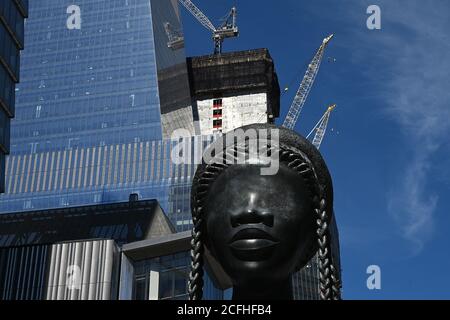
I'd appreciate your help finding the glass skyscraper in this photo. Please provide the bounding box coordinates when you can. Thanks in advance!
[0,0,28,192]
[0,0,198,230]
[10,0,187,155]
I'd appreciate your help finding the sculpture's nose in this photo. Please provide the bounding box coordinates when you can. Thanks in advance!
[231,208,274,227]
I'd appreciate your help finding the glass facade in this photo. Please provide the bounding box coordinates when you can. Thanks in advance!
[292,255,321,300]
[0,135,215,231]
[292,216,342,300]
[0,0,28,192]
[150,0,195,138]
[11,0,164,155]
[133,251,223,300]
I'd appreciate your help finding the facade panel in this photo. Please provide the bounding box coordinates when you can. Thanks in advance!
[0,239,119,300]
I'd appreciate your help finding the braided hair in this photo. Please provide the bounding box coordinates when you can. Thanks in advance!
[188,124,341,300]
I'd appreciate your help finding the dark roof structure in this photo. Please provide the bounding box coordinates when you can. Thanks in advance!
[0,196,175,248]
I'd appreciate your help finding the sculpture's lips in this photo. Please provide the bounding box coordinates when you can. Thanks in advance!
[230,228,278,243]
[229,228,279,260]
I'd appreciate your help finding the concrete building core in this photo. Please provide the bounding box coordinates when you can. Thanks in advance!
[187,49,280,135]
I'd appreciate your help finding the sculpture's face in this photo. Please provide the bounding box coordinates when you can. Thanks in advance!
[203,163,316,286]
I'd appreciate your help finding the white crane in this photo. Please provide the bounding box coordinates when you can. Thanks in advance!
[306,104,336,149]
[178,0,238,54]
[164,22,185,50]
[282,34,334,130]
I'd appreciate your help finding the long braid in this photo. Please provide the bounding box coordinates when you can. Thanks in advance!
[316,198,332,300]
[188,215,204,300]
[281,149,340,300]
[331,263,342,300]
[189,162,228,300]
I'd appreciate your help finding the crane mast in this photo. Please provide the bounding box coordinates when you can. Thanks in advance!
[282,34,333,130]
[306,104,336,149]
[213,7,238,54]
[178,0,238,54]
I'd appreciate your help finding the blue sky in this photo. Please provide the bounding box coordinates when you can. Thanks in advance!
[180,0,450,299]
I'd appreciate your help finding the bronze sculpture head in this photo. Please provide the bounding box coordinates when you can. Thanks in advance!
[189,124,339,300]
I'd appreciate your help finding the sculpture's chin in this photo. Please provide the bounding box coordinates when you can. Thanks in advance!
[220,256,294,286]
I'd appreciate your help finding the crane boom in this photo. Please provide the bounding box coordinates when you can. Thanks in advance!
[282,34,333,130]
[179,0,216,32]
[306,104,336,149]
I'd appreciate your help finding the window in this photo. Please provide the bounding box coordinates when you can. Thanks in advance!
[35,105,42,118]
[213,99,222,107]
[213,119,222,128]
[159,271,172,299]
[30,142,38,154]
[134,276,148,300]
[213,109,222,117]
[60,197,69,206]
[173,269,187,296]
[93,194,102,203]
[159,268,188,300]
[23,200,32,209]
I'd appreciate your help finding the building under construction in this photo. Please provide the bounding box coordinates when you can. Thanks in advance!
[186,49,280,135]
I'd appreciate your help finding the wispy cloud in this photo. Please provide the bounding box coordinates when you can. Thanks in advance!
[388,148,438,254]
[368,1,450,251]
[304,0,449,252]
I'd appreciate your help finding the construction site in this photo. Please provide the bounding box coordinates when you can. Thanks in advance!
[162,0,342,301]
[170,0,337,147]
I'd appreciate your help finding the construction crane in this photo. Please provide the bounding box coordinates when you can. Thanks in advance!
[178,0,238,54]
[306,104,336,149]
[164,22,185,50]
[282,34,334,130]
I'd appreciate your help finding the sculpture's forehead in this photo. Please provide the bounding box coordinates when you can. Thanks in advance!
[215,163,299,181]
[206,164,310,199]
